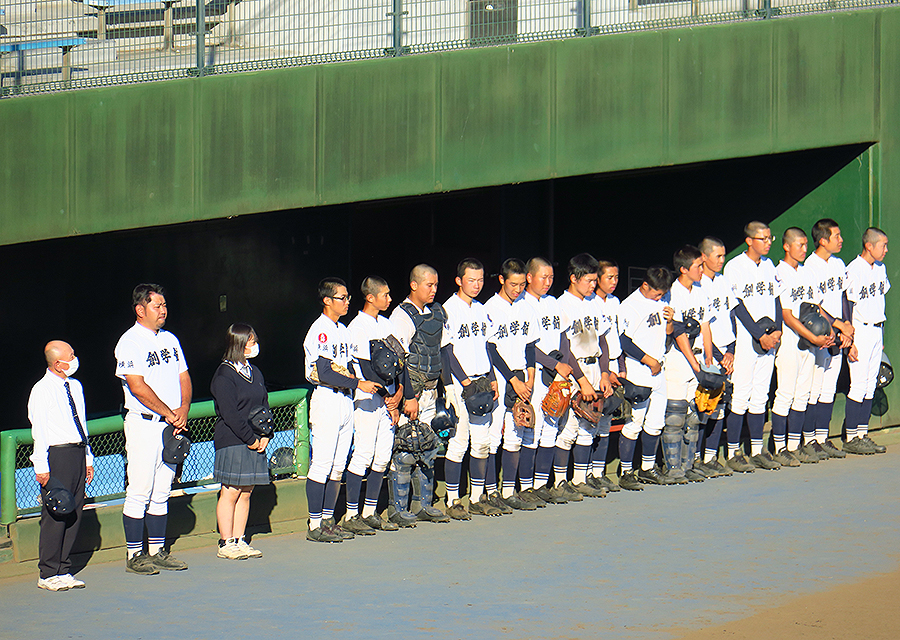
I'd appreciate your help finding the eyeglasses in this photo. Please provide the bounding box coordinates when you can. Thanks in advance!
[330,294,351,302]
[751,236,774,243]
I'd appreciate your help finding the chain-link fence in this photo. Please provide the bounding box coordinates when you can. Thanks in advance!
[0,387,309,524]
[0,0,893,97]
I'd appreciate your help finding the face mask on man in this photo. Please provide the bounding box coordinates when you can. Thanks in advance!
[61,357,79,377]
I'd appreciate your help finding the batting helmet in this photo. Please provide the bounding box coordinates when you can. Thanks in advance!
[162,425,191,465]
[369,338,402,383]
[431,394,458,440]
[620,378,652,405]
[797,304,831,352]
[752,316,777,355]
[878,355,894,389]
[42,477,75,517]
[683,317,701,341]
[696,367,726,393]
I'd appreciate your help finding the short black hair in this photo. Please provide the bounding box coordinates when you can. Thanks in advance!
[812,218,840,247]
[133,283,165,308]
[361,275,389,299]
[782,227,807,246]
[568,253,599,281]
[223,323,256,364]
[457,258,484,279]
[698,237,724,255]
[673,245,702,274]
[597,260,618,277]
[644,266,673,292]
[318,277,347,306]
[526,257,552,275]
[863,227,887,249]
[500,258,526,280]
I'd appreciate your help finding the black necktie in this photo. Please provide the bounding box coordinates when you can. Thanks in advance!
[64,380,88,444]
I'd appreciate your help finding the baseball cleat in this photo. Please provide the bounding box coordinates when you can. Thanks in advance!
[617,471,643,491]
[469,494,504,517]
[555,480,584,502]
[324,517,355,540]
[637,466,679,485]
[809,441,830,461]
[534,484,566,504]
[306,525,343,543]
[341,515,377,536]
[362,513,399,531]
[726,452,755,473]
[689,461,709,478]
[795,445,821,463]
[588,474,621,492]
[773,448,801,467]
[821,440,847,458]
[416,505,451,523]
[572,481,606,498]
[125,552,161,575]
[447,498,472,520]
[862,436,887,453]
[149,550,188,571]
[387,506,418,528]
[487,491,514,515]
[501,492,537,511]
[684,468,706,482]
[519,488,548,507]
[750,450,781,470]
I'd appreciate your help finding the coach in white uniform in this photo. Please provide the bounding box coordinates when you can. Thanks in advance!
[844,227,890,454]
[115,283,191,575]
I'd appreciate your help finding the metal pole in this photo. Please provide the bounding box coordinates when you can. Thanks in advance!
[580,0,591,35]
[391,0,403,56]
[1,431,22,525]
[196,0,206,74]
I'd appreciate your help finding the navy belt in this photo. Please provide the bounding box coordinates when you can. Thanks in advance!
[322,385,352,397]
[861,321,885,328]
[578,356,598,364]
[50,442,86,449]
[141,413,165,422]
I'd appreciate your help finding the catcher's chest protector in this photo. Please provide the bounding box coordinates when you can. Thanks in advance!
[401,301,445,380]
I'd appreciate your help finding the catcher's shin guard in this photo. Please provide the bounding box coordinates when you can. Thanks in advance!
[409,449,438,513]
[663,400,689,476]
[387,452,415,520]
[682,406,702,471]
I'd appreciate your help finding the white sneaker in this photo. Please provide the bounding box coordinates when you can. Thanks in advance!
[216,540,248,560]
[236,538,263,559]
[58,574,86,589]
[37,576,69,591]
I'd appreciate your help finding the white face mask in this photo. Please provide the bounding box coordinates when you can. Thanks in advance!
[245,343,259,359]
[61,357,79,377]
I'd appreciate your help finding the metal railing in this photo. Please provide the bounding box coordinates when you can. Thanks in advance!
[0,0,893,97]
[0,387,310,525]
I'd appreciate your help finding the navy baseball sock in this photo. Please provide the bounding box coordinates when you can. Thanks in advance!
[747,412,765,456]
[306,479,326,529]
[726,411,744,457]
[470,456,487,502]
[770,412,787,451]
[518,447,536,490]
[534,446,554,487]
[572,444,591,484]
[485,452,498,493]
[859,398,874,437]
[803,402,818,445]
[590,435,609,477]
[703,418,724,462]
[362,469,384,517]
[501,449,520,497]
[815,401,834,443]
[844,399,862,441]
[344,471,364,515]
[552,446,569,485]
[640,431,660,471]
[145,513,166,555]
[123,514,144,559]
[444,459,462,501]
[787,409,805,450]
[322,478,341,520]
[618,434,637,473]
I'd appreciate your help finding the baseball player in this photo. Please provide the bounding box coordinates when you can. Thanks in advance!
[695,237,736,477]
[389,265,452,526]
[804,218,854,459]
[342,276,405,535]
[483,259,539,512]
[617,266,675,489]
[587,260,625,492]
[723,222,783,472]
[771,228,826,465]
[115,284,192,574]
[442,258,504,518]
[661,245,715,484]
[519,257,591,505]
[554,253,610,498]
[303,278,382,543]
[843,227,890,454]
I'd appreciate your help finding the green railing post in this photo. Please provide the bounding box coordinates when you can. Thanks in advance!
[1,430,24,526]
[294,395,310,477]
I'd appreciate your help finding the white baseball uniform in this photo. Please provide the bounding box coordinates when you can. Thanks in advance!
[699,272,736,355]
[303,314,355,484]
[804,251,848,406]
[724,252,778,415]
[846,254,890,403]
[772,261,817,415]
[663,279,711,401]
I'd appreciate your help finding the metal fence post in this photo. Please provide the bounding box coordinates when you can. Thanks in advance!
[1,431,20,526]
[578,0,592,36]
[389,0,405,56]
[196,0,206,75]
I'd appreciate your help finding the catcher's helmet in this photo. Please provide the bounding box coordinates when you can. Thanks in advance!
[431,395,458,439]
[696,367,726,393]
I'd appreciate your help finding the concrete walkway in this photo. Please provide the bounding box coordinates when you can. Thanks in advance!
[1,437,899,640]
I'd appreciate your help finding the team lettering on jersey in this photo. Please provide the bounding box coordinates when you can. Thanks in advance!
[491,318,531,340]
[742,281,776,298]
[648,312,662,328]
[858,281,887,300]
[455,321,488,339]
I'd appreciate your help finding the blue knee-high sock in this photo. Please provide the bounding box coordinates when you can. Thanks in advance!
[552,446,569,484]
[591,436,609,477]
[640,431,660,471]
[703,418,724,460]
[815,401,834,442]
[518,447,536,488]
[572,444,591,483]
[145,513,166,554]
[618,434,637,472]
[444,459,462,498]
[534,446,555,487]
[469,456,487,501]
[803,402,818,444]
[859,398,874,436]
[322,478,341,520]
[726,411,744,455]
[770,413,787,450]
[747,412,765,455]
[363,470,384,510]
[485,452,498,492]
[306,479,326,525]
[345,471,364,515]
[123,514,144,557]
[501,449,520,494]
[787,409,805,450]
[844,399,862,440]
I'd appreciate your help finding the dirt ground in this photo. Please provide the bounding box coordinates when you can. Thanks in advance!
[672,567,900,640]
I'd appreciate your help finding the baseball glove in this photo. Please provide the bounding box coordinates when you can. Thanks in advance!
[571,391,603,424]
[307,361,353,385]
[511,398,535,428]
[541,378,572,418]
[695,385,725,414]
